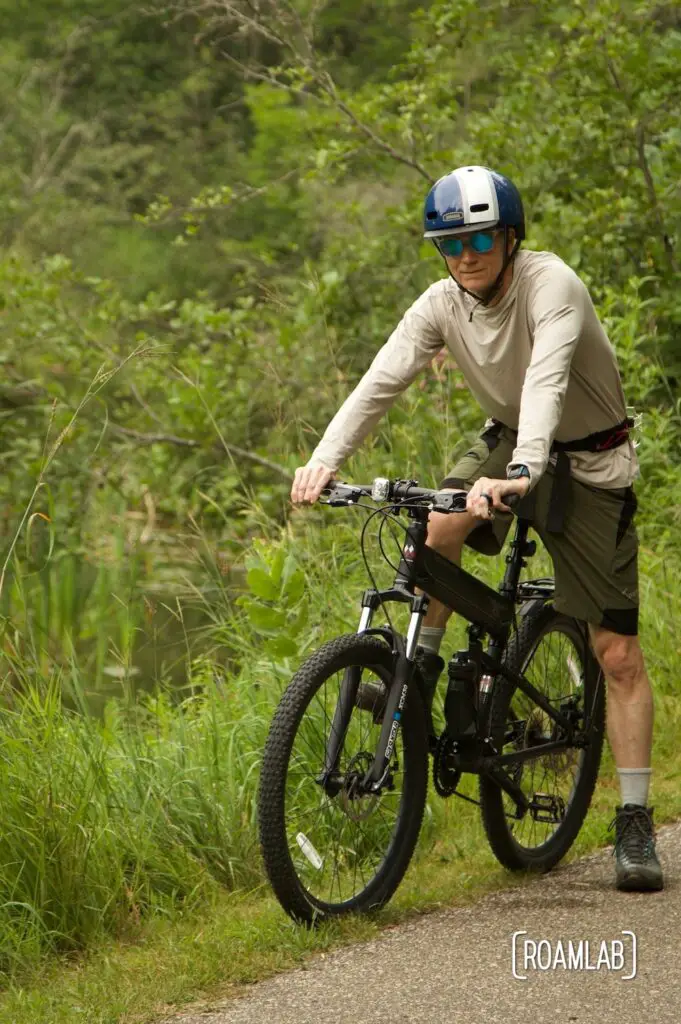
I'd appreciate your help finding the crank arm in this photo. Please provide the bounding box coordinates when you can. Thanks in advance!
[482,761,530,816]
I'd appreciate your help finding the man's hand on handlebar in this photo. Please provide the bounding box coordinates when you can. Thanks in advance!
[467,476,530,520]
[291,462,336,505]
[291,469,529,516]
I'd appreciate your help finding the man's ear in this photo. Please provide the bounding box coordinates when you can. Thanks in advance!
[507,227,517,253]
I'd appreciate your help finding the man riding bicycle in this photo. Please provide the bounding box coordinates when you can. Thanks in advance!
[290,165,663,893]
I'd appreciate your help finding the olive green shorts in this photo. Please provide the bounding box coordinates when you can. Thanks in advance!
[440,425,639,635]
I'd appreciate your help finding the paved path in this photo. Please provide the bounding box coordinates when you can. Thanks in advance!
[165,821,680,1024]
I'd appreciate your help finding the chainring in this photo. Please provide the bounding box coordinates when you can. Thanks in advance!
[433,733,462,798]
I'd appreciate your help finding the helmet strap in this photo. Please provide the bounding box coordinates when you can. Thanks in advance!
[438,225,521,317]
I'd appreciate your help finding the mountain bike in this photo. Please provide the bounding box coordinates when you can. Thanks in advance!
[258,477,605,924]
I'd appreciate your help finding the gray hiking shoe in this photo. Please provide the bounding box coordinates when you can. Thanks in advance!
[608,804,664,892]
[355,649,445,724]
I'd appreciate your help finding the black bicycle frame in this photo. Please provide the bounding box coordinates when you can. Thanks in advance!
[320,503,587,808]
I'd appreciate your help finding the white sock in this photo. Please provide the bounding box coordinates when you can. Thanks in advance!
[419,626,446,656]
[618,767,652,807]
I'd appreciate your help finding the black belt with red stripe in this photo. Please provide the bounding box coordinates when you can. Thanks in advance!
[484,417,635,534]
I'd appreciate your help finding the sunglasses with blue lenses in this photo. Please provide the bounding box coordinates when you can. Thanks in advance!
[436,230,497,257]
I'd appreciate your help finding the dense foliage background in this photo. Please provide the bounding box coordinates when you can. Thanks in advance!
[0,0,680,989]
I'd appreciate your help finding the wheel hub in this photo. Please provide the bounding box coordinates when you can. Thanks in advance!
[340,751,381,821]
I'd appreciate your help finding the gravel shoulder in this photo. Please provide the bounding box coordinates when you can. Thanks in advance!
[163,821,680,1024]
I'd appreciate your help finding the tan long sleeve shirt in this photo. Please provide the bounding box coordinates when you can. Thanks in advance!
[309,249,638,490]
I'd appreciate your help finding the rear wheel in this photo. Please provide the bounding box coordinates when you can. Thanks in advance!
[479,601,605,871]
[258,633,429,923]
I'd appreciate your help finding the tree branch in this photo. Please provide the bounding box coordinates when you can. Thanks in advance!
[29,122,90,195]
[130,381,169,430]
[170,0,435,184]
[108,423,293,478]
[634,122,678,272]
[322,90,434,184]
[604,48,678,273]
[108,424,199,446]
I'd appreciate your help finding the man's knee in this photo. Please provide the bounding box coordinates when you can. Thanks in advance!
[589,626,645,689]
[426,492,478,556]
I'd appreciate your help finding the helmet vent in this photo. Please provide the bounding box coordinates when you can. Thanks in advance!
[426,211,438,220]
[470,203,489,212]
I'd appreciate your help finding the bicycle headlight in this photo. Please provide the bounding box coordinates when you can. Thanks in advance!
[371,477,391,502]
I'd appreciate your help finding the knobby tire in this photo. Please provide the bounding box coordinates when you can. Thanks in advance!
[258,633,429,924]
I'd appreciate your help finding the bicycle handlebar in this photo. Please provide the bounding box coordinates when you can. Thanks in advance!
[320,478,521,513]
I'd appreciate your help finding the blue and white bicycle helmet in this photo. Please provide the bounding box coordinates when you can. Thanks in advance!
[423,165,525,241]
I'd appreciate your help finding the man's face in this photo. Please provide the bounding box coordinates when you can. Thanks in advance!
[439,228,515,298]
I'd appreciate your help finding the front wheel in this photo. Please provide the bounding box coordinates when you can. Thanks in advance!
[258,633,429,924]
[479,601,605,872]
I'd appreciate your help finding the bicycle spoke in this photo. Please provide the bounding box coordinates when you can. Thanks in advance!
[500,624,589,849]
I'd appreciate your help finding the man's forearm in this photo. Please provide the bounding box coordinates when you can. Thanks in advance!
[308,378,400,471]
[308,318,443,468]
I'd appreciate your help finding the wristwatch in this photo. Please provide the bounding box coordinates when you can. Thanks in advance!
[507,464,530,481]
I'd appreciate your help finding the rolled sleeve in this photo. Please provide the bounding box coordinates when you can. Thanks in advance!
[309,287,444,471]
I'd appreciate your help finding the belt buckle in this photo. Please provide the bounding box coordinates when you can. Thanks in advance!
[626,406,642,450]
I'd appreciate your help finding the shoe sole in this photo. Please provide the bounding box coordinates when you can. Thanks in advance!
[616,871,664,892]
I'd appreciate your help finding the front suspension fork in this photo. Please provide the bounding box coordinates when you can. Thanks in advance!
[321,594,428,792]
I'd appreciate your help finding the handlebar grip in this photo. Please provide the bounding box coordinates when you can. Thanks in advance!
[505,492,521,510]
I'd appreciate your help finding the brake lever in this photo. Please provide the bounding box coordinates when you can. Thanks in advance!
[320,483,364,506]
[431,491,469,514]
[430,491,521,514]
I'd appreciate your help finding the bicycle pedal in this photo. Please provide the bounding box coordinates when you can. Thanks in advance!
[530,792,566,824]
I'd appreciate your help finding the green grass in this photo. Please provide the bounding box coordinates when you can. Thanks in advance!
[0,754,678,1024]
[0,540,679,1022]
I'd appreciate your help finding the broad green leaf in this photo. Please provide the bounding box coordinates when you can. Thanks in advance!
[282,569,305,604]
[269,548,286,587]
[281,552,298,589]
[246,567,278,601]
[288,602,309,637]
[264,635,297,658]
[245,604,287,631]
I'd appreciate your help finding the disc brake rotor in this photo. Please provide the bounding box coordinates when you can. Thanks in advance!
[339,751,380,822]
